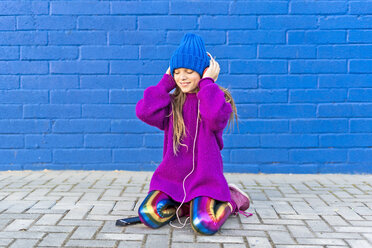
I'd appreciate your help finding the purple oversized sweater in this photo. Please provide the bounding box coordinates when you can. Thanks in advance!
[135,74,233,205]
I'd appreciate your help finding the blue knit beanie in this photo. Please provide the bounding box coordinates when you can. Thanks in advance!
[170,33,210,77]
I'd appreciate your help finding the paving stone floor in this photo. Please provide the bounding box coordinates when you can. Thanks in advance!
[0,170,371,248]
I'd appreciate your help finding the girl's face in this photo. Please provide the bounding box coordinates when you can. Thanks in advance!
[173,68,201,94]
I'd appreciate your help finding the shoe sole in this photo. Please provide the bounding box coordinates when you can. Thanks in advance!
[228,183,251,209]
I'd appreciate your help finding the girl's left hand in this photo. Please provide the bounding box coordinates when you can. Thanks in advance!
[202,52,220,82]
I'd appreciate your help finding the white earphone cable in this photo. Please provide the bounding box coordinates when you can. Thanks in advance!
[169,99,200,228]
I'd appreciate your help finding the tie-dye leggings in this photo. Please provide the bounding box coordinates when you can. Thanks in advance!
[138,190,232,235]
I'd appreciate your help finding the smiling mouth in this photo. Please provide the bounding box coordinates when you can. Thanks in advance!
[180,82,191,87]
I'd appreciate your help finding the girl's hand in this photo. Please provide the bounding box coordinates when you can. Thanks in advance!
[166,67,171,75]
[202,52,220,82]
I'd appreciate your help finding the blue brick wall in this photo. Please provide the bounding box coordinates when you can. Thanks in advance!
[0,0,371,173]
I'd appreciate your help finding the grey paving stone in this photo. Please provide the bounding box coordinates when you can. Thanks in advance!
[96,233,144,241]
[70,226,99,239]
[172,232,195,242]
[287,225,315,238]
[0,231,45,239]
[223,244,248,248]
[346,239,372,248]
[35,214,63,225]
[28,200,57,209]
[256,206,279,219]
[306,220,333,232]
[363,233,372,243]
[315,232,362,239]
[65,239,116,247]
[197,235,244,243]
[296,238,346,246]
[3,219,34,231]
[38,232,69,247]
[321,215,349,226]
[172,243,219,248]
[268,231,296,245]
[8,239,38,248]
[243,224,286,231]
[28,225,75,233]
[0,239,12,246]
[335,226,372,233]
[247,237,272,248]
[145,235,170,248]
[117,241,144,248]
[275,246,323,248]
[0,171,372,247]
[58,219,103,226]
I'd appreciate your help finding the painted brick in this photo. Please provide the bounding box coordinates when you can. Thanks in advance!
[260,16,318,29]
[25,134,83,148]
[54,149,111,163]
[260,104,316,118]
[21,46,78,60]
[78,17,136,31]
[200,16,256,30]
[109,31,165,45]
[259,45,316,59]
[49,31,106,45]
[290,1,347,14]
[0,31,47,45]
[0,0,371,173]
[51,90,108,104]
[317,45,372,59]
[85,134,142,148]
[290,89,347,103]
[231,89,287,103]
[230,2,288,14]
[17,16,76,30]
[290,60,346,74]
[350,119,372,133]
[0,46,18,59]
[319,16,372,29]
[0,120,50,133]
[21,75,79,89]
[24,104,81,118]
[51,61,108,74]
[80,75,138,89]
[288,30,346,44]
[0,2,48,15]
[0,76,19,89]
[0,90,48,104]
[170,2,229,15]
[349,30,372,43]
[139,16,197,30]
[0,135,23,148]
[291,119,348,133]
[111,2,168,15]
[81,46,138,60]
[52,120,110,133]
[51,2,109,15]
[260,75,317,89]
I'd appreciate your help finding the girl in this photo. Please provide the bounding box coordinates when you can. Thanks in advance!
[135,33,251,235]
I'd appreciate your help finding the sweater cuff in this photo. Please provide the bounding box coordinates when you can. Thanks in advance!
[198,77,215,88]
[158,74,176,92]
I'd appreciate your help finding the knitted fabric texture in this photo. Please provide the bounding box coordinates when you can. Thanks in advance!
[170,33,210,77]
[135,74,233,207]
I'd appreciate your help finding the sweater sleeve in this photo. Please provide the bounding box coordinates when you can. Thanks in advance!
[197,77,233,132]
[135,74,176,131]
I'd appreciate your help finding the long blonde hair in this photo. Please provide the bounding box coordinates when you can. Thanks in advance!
[167,83,239,156]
